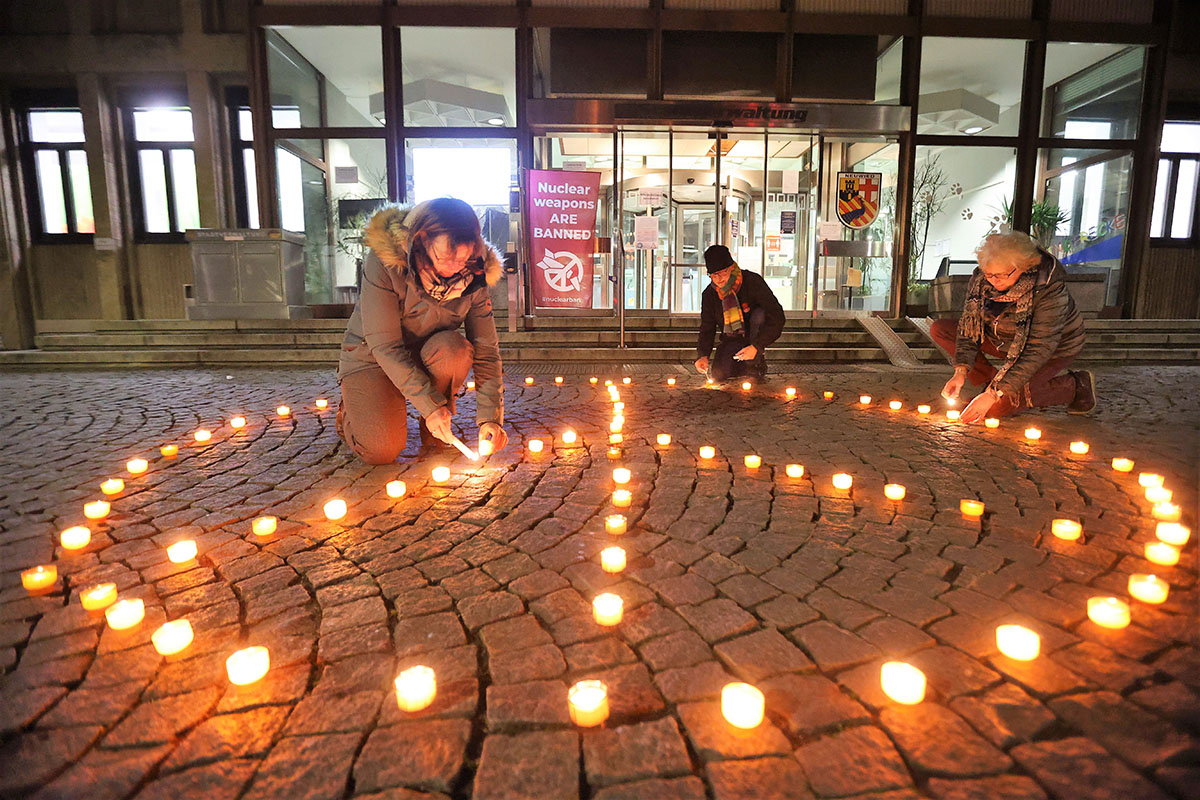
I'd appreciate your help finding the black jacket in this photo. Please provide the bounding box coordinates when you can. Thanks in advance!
[696,269,786,358]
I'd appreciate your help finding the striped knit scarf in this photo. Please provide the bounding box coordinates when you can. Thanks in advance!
[959,267,1038,386]
[713,265,745,334]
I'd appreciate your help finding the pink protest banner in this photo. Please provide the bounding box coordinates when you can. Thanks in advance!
[527,169,601,308]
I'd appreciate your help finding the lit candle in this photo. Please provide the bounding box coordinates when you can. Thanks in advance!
[721,682,765,729]
[230,417,246,429]
[622,377,631,385]
[194,429,212,443]
[613,402,624,412]
[101,478,124,496]
[1153,502,1181,522]
[610,418,624,433]
[1145,542,1180,566]
[917,404,931,415]
[823,391,834,400]
[478,438,494,457]
[832,473,853,491]
[432,466,451,483]
[593,593,623,626]
[152,619,194,656]
[252,516,277,536]
[590,377,599,384]
[667,377,676,386]
[612,489,632,508]
[1145,486,1172,504]
[995,624,1040,660]
[785,387,796,398]
[609,389,620,400]
[315,398,328,409]
[324,499,347,520]
[555,376,564,384]
[568,680,609,727]
[1112,457,1134,473]
[889,400,902,411]
[859,395,872,405]
[742,381,752,391]
[609,433,623,445]
[744,455,761,469]
[605,514,627,535]
[699,445,716,460]
[1024,427,1042,440]
[985,417,1000,429]
[276,405,290,417]
[1156,522,1190,546]
[105,598,145,630]
[84,500,110,520]
[395,665,438,712]
[884,484,906,501]
[160,444,178,458]
[946,409,961,421]
[386,480,407,498]
[1128,573,1168,604]
[468,380,476,390]
[60,526,91,551]
[21,565,57,592]
[126,458,148,475]
[880,661,925,705]
[528,439,544,454]
[612,468,631,485]
[80,582,117,611]
[607,447,622,460]
[1087,597,1131,629]
[1138,472,1165,488]
[525,377,534,385]
[960,499,985,518]
[1069,441,1090,455]
[656,433,671,447]
[1051,519,1082,541]
[785,464,804,479]
[600,546,626,573]
[167,540,198,563]
[226,646,270,685]
[562,430,578,445]
[604,380,613,386]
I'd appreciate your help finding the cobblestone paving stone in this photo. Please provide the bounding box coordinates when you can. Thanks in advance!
[0,365,1197,800]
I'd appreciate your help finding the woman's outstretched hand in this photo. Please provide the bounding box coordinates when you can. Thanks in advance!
[479,422,508,454]
[425,406,455,444]
[960,391,997,424]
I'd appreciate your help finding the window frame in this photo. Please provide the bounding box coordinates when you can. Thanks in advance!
[1151,121,1200,248]
[225,86,258,229]
[124,102,199,244]
[15,91,95,245]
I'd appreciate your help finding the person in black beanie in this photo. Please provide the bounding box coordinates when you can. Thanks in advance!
[694,244,785,383]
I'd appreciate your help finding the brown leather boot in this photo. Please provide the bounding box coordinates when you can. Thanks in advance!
[1068,370,1098,415]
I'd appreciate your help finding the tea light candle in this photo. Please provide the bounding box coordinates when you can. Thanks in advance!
[1145,486,1172,504]
[395,665,437,712]
[1051,519,1082,541]
[884,484,906,501]
[101,478,124,496]
[84,500,110,520]
[607,447,622,460]
[622,377,632,385]
[1145,542,1180,566]
[667,377,676,386]
[1112,457,1134,473]
[525,377,534,385]
[226,646,270,685]
[946,409,961,421]
[1087,597,1131,629]
[562,430,578,445]
[468,380,476,390]
[612,489,632,508]
[106,598,145,630]
[21,565,57,592]
[60,526,90,551]
[1153,502,1181,522]
[960,499,985,518]
[1156,522,1190,546]
[721,682,765,729]
[167,540,197,563]
[605,514,627,535]
[880,661,925,705]
[785,464,804,479]
[80,582,117,611]
[160,444,178,458]
[605,380,613,386]
[152,619,194,655]
[1128,574,1168,604]
[699,446,716,460]
[985,418,1000,429]
[609,389,620,400]
[194,429,212,443]
[276,405,290,417]
[126,458,148,475]
[608,401,619,412]
[252,516,277,536]
[785,387,796,398]
[889,400,902,411]
[859,395,872,405]
[609,418,624,433]
[613,468,631,485]
[600,546,626,573]
[832,473,853,491]
[1069,441,1090,455]
[742,381,752,391]
[324,498,347,520]
[609,434,623,445]
[555,376,564,384]
[917,404,931,415]
[656,433,671,447]
[744,455,761,469]
[568,680,609,727]
[996,624,1040,660]
[432,466,451,483]
[230,416,246,429]
[528,439,545,454]
[591,377,599,385]
[477,438,493,457]
[1024,427,1042,440]
[823,391,834,400]
[386,480,407,498]
[315,398,328,409]
[593,593,624,626]
[1138,472,1165,488]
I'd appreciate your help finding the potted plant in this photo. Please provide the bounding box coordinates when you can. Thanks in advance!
[995,197,1070,247]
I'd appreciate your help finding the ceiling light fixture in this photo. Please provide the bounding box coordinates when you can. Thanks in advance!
[964,125,985,135]
[486,117,506,126]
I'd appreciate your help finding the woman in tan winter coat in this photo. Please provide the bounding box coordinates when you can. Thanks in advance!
[337,197,508,464]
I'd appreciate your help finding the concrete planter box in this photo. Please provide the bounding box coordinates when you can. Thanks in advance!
[930,271,1108,320]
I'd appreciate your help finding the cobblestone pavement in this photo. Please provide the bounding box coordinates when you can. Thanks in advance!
[0,366,1197,800]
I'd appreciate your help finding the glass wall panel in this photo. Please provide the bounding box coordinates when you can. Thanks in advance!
[663,31,774,100]
[723,132,766,309]
[533,28,647,99]
[401,28,516,127]
[268,27,384,128]
[1042,44,1144,139]
[918,37,1026,136]
[34,151,68,234]
[619,131,672,310]
[874,36,902,105]
[1039,147,1133,307]
[765,134,816,311]
[66,151,94,233]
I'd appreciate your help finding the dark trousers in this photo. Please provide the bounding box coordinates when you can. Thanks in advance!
[710,307,767,382]
[930,317,1078,417]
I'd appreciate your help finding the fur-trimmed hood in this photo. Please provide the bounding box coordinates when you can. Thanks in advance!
[362,203,503,288]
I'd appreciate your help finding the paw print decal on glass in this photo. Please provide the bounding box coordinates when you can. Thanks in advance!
[961,208,974,220]
[950,183,963,196]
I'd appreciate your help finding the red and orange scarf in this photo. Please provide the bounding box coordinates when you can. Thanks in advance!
[713,265,745,334]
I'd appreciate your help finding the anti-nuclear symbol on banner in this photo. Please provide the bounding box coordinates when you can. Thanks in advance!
[537,248,584,293]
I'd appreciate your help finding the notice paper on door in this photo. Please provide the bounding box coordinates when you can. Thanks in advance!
[782,170,800,194]
[819,221,842,241]
[634,215,659,249]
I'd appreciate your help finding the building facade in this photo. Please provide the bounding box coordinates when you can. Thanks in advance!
[1,0,1197,350]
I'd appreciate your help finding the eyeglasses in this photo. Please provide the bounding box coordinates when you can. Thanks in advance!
[430,246,479,269]
[982,264,1021,282]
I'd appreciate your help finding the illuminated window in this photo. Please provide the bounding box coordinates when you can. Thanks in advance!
[128,106,200,241]
[22,108,95,240]
[1151,122,1200,243]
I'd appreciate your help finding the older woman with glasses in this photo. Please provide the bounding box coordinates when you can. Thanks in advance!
[336,197,508,463]
[930,230,1093,423]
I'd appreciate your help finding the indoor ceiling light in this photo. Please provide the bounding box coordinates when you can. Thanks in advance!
[486,117,505,126]
[964,125,985,135]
